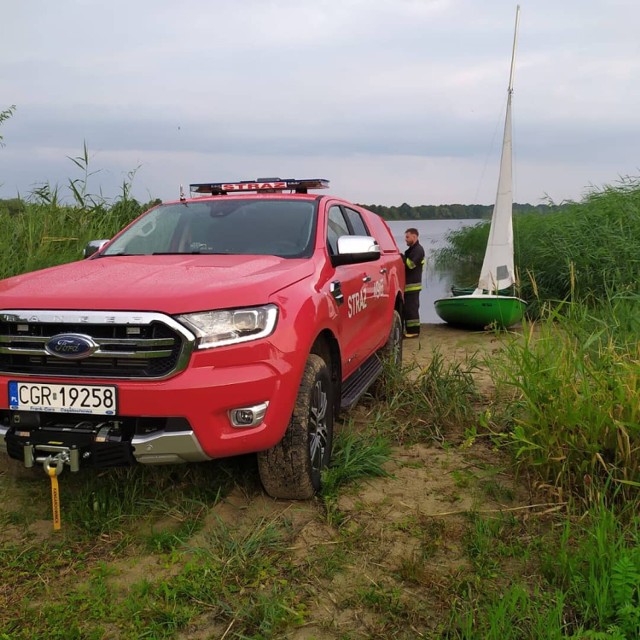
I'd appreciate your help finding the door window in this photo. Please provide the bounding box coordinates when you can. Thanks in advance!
[327,206,351,255]
[343,207,369,236]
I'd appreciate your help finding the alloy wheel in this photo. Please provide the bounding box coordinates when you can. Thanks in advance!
[308,379,328,478]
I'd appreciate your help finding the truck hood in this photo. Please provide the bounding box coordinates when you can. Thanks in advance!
[0,255,315,314]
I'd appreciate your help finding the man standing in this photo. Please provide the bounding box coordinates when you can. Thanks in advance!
[403,228,425,338]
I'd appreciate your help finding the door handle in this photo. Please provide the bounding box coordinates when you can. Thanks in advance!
[362,275,372,283]
[379,268,388,274]
[330,281,344,306]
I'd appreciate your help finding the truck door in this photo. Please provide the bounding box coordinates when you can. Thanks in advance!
[325,204,390,375]
[342,206,390,353]
[324,205,373,378]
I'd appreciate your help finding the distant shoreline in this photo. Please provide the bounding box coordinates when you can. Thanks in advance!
[358,201,568,221]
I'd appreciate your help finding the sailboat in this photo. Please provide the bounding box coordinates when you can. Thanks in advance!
[434,5,527,330]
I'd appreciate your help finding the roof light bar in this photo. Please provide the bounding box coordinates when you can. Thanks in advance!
[189,178,330,195]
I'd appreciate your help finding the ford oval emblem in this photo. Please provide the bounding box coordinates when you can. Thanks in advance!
[45,333,99,360]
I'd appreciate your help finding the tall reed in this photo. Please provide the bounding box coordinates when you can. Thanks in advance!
[0,146,157,279]
[488,304,639,505]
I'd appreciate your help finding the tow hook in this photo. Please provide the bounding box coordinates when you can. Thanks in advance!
[42,452,66,531]
[25,444,80,473]
[42,452,66,478]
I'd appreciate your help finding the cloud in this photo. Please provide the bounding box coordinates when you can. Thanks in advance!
[2,0,640,205]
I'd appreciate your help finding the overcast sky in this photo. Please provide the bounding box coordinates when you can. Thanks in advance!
[1,0,639,206]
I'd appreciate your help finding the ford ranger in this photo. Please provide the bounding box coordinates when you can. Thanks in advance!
[0,178,404,498]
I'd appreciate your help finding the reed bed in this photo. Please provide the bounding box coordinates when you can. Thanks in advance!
[0,149,157,279]
[489,310,639,506]
[435,177,640,508]
[435,176,640,316]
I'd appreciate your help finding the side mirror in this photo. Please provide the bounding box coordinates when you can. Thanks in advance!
[83,239,110,258]
[331,235,381,267]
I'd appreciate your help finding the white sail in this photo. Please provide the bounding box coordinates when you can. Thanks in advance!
[477,93,515,292]
[476,5,520,294]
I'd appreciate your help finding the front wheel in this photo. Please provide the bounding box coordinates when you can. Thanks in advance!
[258,354,334,499]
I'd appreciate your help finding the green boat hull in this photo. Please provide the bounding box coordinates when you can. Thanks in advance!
[434,294,527,329]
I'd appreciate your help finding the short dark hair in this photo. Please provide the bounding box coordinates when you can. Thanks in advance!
[405,228,419,236]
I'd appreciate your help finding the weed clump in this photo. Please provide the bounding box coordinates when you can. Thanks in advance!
[371,350,479,444]
[486,309,639,507]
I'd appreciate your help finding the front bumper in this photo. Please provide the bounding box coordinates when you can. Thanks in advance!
[1,421,208,469]
[0,339,305,468]
[131,430,208,465]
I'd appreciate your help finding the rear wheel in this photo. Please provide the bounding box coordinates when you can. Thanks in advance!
[258,354,334,499]
[379,310,403,367]
[371,310,403,399]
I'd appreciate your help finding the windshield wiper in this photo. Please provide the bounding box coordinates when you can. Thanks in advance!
[151,251,230,255]
[96,252,141,258]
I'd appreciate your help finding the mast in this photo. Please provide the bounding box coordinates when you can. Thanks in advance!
[508,5,520,96]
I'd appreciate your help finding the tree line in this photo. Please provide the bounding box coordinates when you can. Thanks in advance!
[358,201,567,220]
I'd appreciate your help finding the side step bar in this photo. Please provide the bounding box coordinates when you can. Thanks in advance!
[340,353,382,410]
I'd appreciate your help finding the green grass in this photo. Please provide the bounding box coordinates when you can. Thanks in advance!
[0,509,307,640]
[449,583,567,640]
[481,479,516,502]
[449,501,640,639]
[59,462,246,537]
[484,307,639,505]
[432,173,640,637]
[1,356,637,639]
[321,428,392,499]
[0,425,397,637]
[369,349,479,444]
[319,427,392,528]
[546,501,640,638]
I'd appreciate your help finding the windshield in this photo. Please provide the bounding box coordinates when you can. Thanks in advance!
[101,199,317,258]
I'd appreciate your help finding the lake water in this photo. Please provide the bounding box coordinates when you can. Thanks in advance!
[386,219,482,323]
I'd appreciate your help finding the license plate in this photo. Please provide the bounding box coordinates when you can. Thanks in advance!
[8,381,118,416]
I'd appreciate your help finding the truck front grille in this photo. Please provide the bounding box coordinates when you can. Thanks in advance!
[0,311,195,379]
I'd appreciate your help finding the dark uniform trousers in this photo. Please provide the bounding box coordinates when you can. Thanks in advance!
[404,291,421,335]
[403,240,425,336]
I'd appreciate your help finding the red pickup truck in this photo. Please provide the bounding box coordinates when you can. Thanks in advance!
[0,178,404,498]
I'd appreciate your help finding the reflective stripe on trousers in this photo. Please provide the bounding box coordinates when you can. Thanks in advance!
[403,290,420,335]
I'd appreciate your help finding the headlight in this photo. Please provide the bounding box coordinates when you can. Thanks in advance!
[177,304,278,349]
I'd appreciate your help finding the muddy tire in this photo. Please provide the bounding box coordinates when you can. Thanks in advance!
[379,310,403,367]
[371,310,403,398]
[258,354,334,499]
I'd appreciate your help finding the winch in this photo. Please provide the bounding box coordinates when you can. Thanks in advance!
[4,412,136,472]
